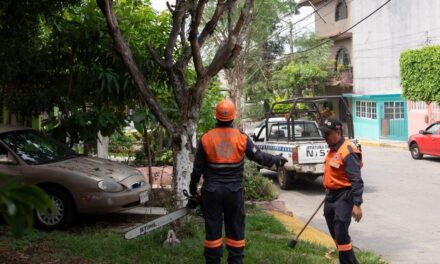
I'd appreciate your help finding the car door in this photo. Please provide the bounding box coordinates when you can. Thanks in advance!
[425,123,440,155]
[0,143,22,177]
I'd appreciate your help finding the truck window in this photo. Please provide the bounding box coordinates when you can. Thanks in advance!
[269,123,287,141]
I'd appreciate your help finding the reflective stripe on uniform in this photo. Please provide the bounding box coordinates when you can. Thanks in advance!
[206,160,244,169]
[226,238,246,248]
[205,238,223,248]
[337,243,353,251]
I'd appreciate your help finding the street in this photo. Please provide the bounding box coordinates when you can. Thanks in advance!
[267,146,440,264]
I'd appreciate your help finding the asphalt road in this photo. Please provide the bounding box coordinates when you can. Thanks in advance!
[266,146,440,264]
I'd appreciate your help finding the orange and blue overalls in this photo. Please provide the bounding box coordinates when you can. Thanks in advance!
[189,124,280,264]
[323,137,363,264]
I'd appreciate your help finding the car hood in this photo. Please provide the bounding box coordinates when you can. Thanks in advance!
[42,156,142,182]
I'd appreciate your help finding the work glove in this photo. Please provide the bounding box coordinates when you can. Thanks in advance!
[189,181,197,196]
[275,154,288,168]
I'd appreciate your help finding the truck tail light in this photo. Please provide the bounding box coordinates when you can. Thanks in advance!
[292,147,298,162]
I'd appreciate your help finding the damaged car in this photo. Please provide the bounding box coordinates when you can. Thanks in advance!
[0,125,150,230]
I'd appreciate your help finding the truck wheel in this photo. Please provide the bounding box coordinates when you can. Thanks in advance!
[277,166,294,190]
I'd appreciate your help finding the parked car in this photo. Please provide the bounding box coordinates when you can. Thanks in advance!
[0,125,150,230]
[408,121,440,159]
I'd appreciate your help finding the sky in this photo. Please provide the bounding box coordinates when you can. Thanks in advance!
[150,0,172,12]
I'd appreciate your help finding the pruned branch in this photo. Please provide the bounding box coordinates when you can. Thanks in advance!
[96,0,174,133]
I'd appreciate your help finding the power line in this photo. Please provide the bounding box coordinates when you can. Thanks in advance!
[274,0,393,63]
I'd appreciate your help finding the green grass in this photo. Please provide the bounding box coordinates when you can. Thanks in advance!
[0,209,387,264]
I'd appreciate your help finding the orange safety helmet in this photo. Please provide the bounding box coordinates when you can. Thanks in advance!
[215,100,236,121]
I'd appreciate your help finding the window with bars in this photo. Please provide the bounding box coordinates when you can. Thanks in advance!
[432,102,440,113]
[411,101,427,111]
[355,101,377,119]
[384,102,404,119]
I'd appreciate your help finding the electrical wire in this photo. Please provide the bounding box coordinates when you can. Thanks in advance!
[273,0,392,62]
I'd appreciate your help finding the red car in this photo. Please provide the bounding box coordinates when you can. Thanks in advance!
[408,121,440,159]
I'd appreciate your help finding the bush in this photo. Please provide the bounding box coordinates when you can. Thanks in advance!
[400,45,440,103]
[156,149,173,165]
[244,161,278,201]
[109,132,136,153]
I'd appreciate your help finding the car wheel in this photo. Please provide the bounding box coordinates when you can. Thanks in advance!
[410,143,423,160]
[34,187,76,230]
[277,166,294,190]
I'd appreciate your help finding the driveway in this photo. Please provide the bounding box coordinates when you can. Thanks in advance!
[269,146,440,264]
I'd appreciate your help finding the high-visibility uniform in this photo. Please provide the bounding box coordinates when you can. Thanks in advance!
[323,137,363,264]
[190,125,281,264]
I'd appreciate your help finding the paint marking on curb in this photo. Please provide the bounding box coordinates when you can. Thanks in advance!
[267,210,335,248]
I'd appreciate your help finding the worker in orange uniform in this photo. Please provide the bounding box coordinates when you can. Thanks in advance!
[189,100,287,264]
[319,117,363,264]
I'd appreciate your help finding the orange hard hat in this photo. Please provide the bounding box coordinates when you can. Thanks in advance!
[215,100,236,121]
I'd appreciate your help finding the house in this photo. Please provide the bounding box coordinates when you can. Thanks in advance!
[298,0,440,141]
[298,0,354,95]
[351,0,440,141]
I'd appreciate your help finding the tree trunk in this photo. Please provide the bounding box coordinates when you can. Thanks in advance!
[142,122,153,186]
[172,120,197,208]
[97,131,109,159]
[225,69,245,130]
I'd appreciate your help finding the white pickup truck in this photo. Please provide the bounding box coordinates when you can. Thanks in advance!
[253,118,328,189]
[251,96,358,189]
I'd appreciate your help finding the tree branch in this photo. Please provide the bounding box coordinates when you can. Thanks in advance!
[146,45,170,69]
[189,0,207,75]
[205,0,253,78]
[198,0,228,46]
[165,0,187,65]
[96,0,174,133]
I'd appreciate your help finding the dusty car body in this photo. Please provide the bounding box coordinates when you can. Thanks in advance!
[0,125,150,230]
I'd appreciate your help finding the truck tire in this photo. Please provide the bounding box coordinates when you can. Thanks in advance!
[277,166,294,190]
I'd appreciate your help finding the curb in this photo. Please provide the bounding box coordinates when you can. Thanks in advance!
[266,210,335,249]
[359,140,407,150]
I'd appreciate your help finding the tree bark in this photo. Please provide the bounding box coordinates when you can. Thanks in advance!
[172,120,197,208]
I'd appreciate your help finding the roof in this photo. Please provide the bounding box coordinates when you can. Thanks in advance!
[0,124,32,134]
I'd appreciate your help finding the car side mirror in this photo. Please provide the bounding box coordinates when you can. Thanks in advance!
[252,134,257,141]
[419,130,426,135]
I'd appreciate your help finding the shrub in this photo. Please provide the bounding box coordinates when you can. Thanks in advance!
[109,132,136,153]
[244,161,278,201]
[400,45,440,103]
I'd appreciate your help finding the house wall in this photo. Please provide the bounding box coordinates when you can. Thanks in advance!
[407,101,440,136]
[331,38,352,66]
[353,0,440,95]
[314,0,352,38]
[352,94,408,141]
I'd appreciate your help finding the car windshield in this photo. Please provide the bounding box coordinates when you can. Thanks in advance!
[0,130,78,165]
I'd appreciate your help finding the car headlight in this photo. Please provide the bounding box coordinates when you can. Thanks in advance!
[98,180,124,192]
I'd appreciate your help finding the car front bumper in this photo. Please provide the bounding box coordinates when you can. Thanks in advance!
[74,185,150,214]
